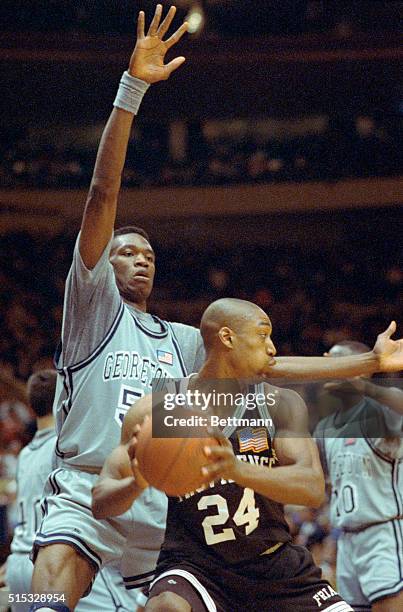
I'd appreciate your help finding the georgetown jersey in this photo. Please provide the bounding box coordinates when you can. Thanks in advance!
[314,397,403,530]
[159,385,291,566]
[11,428,56,554]
[54,234,204,469]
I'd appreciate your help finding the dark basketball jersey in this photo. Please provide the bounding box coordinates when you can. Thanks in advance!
[159,387,291,566]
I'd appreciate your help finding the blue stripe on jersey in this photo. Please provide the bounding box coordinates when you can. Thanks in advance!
[167,322,188,377]
[70,302,125,372]
[392,462,403,516]
[369,578,403,601]
[130,311,169,338]
[35,531,102,570]
[394,519,403,579]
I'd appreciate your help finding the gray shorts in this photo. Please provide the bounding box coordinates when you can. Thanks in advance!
[32,467,166,594]
[337,519,403,608]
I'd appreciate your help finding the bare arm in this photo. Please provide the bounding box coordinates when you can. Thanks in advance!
[325,377,403,416]
[80,5,188,269]
[203,389,325,508]
[267,321,403,379]
[91,395,151,518]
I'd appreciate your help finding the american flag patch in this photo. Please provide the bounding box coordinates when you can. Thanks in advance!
[238,427,269,453]
[344,438,356,446]
[157,350,174,365]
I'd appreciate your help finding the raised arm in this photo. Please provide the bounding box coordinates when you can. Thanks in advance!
[268,321,403,379]
[91,395,151,518]
[203,389,325,508]
[80,4,188,269]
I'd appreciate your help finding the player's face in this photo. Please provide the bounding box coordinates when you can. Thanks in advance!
[232,312,277,378]
[110,233,155,307]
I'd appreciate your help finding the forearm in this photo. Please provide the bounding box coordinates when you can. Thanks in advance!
[269,353,378,379]
[91,475,142,518]
[362,381,403,415]
[234,461,325,508]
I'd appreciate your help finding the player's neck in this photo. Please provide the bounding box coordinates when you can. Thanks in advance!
[36,414,55,431]
[123,297,147,312]
[197,357,238,381]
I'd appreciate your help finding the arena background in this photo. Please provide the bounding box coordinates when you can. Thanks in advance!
[0,0,402,597]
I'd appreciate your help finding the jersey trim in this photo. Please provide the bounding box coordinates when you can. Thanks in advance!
[167,323,188,377]
[150,569,217,612]
[369,578,403,603]
[34,531,102,570]
[69,302,125,373]
[130,311,169,339]
[321,603,354,612]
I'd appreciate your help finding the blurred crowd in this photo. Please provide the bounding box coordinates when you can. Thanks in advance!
[0,0,400,37]
[1,115,401,189]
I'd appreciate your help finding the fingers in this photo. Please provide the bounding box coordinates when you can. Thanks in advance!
[165,21,189,49]
[380,320,397,338]
[157,5,177,38]
[137,10,145,39]
[164,56,186,78]
[147,4,163,37]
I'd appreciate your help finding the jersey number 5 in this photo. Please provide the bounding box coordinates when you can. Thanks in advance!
[198,488,260,545]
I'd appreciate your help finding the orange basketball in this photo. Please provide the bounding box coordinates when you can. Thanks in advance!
[135,416,217,497]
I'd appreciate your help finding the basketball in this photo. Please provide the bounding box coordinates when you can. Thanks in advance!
[135,416,218,497]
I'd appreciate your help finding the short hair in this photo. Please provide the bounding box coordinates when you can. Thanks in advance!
[113,225,150,242]
[27,369,57,418]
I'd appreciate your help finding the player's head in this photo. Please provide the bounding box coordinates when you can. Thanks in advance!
[325,340,370,358]
[27,369,57,418]
[200,298,276,378]
[110,226,155,309]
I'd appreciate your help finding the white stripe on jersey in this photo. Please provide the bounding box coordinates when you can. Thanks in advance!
[150,569,217,612]
[321,602,354,612]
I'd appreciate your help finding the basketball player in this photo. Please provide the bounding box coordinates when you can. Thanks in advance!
[314,342,403,612]
[3,370,134,612]
[93,298,403,611]
[29,4,403,611]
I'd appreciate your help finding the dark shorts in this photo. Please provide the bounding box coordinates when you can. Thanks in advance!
[148,543,354,612]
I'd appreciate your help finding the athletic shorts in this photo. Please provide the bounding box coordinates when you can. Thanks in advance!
[32,467,166,596]
[5,553,136,612]
[337,519,403,609]
[148,543,354,612]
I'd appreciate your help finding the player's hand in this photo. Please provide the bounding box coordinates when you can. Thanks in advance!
[323,377,367,396]
[129,5,188,83]
[127,420,149,490]
[201,432,240,482]
[373,321,403,372]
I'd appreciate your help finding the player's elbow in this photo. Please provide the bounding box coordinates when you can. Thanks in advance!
[91,483,109,519]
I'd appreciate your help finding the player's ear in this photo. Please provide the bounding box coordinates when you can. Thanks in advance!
[218,326,234,349]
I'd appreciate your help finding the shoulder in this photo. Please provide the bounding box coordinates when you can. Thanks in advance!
[264,383,308,432]
[169,322,201,342]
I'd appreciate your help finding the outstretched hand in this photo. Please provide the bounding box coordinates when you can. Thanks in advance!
[129,4,188,83]
[373,321,403,373]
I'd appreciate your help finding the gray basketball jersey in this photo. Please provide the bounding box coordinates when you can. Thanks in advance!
[315,398,403,530]
[54,234,204,469]
[11,428,56,554]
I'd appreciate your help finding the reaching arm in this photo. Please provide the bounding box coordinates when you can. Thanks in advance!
[79,4,188,269]
[267,321,403,379]
[91,396,151,519]
[203,389,325,508]
[324,377,403,416]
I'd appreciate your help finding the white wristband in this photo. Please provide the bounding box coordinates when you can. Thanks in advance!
[113,71,150,115]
